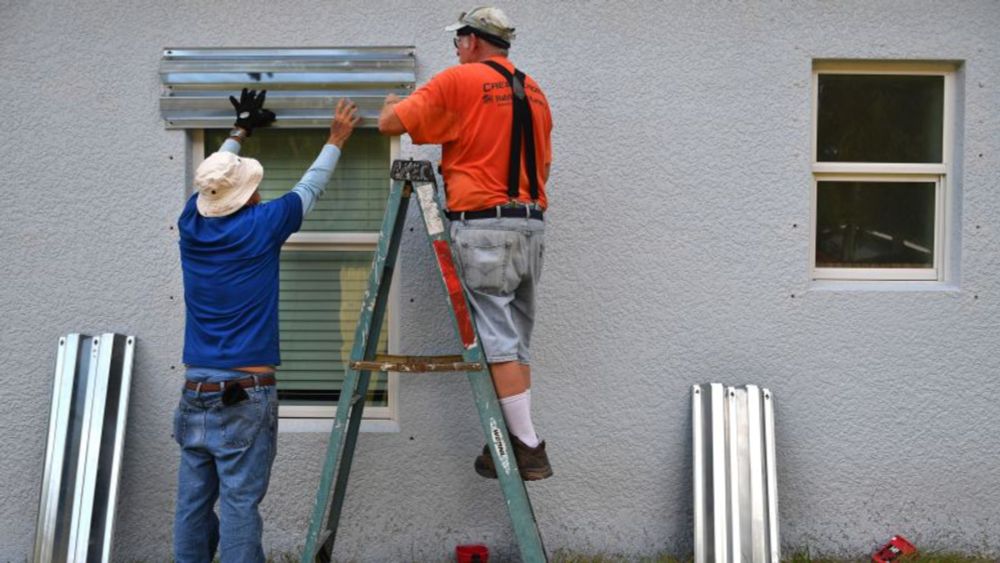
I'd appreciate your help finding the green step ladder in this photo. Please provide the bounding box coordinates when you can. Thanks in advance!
[301,159,548,563]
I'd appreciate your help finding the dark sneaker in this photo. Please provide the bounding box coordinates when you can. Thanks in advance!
[474,436,553,481]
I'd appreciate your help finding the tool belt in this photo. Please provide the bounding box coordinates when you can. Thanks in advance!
[446,205,543,221]
[184,374,276,393]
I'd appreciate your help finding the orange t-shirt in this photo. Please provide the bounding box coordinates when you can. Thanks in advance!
[393,56,553,211]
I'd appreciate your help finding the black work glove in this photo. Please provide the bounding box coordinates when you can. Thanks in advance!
[229,88,276,136]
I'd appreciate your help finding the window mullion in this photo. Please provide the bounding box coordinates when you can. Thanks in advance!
[284,232,380,252]
[812,162,946,175]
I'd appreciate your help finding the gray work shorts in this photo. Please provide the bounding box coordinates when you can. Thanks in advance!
[450,217,545,364]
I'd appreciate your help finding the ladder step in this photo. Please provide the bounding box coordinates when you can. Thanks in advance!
[350,354,483,373]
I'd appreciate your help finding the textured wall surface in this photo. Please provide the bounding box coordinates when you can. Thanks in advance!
[1,0,998,560]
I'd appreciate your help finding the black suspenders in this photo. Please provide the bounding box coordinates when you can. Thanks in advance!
[481,60,540,202]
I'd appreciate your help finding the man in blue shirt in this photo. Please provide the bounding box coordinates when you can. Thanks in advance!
[173,90,359,562]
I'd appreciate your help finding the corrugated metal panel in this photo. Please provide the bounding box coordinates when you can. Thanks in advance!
[34,333,136,563]
[34,334,91,563]
[692,383,780,563]
[160,47,416,129]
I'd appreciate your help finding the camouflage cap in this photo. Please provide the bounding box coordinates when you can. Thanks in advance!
[444,6,516,45]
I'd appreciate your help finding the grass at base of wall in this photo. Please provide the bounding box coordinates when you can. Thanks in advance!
[240,550,1000,563]
[551,551,688,563]
[785,554,998,563]
[549,552,997,563]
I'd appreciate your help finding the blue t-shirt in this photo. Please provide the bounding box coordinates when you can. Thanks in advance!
[178,192,303,367]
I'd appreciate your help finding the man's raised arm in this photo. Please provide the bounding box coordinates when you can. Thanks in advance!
[377,94,406,136]
[291,99,360,216]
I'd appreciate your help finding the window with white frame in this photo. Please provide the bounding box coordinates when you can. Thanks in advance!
[812,62,954,281]
[197,128,398,420]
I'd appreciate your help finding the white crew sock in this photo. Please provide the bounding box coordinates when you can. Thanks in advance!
[499,389,540,448]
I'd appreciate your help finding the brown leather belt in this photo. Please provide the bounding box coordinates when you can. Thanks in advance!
[185,375,276,393]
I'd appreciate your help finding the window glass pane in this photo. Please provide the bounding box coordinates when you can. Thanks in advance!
[817,74,944,163]
[816,181,935,269]
[205,129,390,232]
[278,251,388,406]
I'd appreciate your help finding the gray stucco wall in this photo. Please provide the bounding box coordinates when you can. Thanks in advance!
[2,1,998,560]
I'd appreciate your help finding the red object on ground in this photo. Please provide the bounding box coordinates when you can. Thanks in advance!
[872,535,917,563]
[455,543,489,563]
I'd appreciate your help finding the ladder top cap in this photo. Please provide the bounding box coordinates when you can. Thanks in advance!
[390,159,435,182]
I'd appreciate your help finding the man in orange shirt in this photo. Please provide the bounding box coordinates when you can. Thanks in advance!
[378,7,554,480]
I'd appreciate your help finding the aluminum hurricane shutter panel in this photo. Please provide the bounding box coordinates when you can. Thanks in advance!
[35,334,136,563]
[692,383,781,563]
[34,334,92,563]
[160,47,416,129]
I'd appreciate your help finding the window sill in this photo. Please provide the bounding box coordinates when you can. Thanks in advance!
[278,418,400,434]
[807,280,960,293]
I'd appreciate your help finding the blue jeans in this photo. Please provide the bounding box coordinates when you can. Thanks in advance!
[172,370,278,563]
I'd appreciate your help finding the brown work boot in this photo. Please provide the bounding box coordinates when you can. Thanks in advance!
[474,436,553,481]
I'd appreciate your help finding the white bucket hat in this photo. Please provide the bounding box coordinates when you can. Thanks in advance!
[193,151,264,217]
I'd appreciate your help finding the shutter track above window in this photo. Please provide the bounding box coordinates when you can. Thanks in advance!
[159,47,415,129]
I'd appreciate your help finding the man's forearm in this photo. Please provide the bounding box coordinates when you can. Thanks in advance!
[291,144,342,216]
[377,99,406,136]
[220,126,248,154]
[219,138,242,155]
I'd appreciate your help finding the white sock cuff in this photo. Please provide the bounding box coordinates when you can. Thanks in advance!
[499,389,530,405]
[498,389,539,448]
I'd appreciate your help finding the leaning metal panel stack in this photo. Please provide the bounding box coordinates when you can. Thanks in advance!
[692,383,780,563]
[34,333,136,563]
